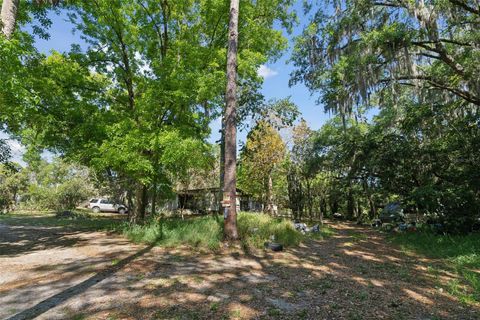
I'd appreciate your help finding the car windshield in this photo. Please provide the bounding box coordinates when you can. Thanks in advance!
[90,199,98,203]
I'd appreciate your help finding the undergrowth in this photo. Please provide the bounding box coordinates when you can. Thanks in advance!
[390,232,480,304]
[1,210,334,252]
[120,212,333,251]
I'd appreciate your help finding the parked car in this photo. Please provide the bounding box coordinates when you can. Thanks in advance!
[88,198,128,214]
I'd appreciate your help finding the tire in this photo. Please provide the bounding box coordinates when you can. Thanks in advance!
[92,206,100,213]
[264,242,283,252]
[118,208,126,214]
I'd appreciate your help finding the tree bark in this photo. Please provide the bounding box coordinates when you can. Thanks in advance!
[320,198,326,225]
[223,0,239,240]
[218,117,225,215]
[151,183,157,216]
[131,183,147,223]
[363,179,376,219]
[266,174,274,216]
[1,0,19,39]
[305,178,312,220]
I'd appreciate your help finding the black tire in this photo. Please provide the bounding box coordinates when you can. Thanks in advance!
[118,208,126,214]
[264,242,283,252]
[92,206,100,213]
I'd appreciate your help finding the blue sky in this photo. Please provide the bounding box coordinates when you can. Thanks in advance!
[3,0,334,164]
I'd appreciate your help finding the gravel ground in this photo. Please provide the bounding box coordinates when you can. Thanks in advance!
[1,220,479,320]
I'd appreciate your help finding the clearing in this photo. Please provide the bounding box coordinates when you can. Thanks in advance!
[0,214,478,320]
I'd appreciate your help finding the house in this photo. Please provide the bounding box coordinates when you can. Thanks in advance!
[163,187,262,214]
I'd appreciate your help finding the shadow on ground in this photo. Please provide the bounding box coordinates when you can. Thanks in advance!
[1,221,479,320]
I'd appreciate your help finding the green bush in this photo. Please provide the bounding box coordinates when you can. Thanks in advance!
[119,212,323,251]
[0,163,28,212]
[237,212,304,249]
[121,215,224,251]
[21,160,95,211]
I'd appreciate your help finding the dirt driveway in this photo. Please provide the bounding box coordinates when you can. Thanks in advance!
[1,220,478,320]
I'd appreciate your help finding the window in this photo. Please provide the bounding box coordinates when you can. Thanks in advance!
[90,199,98,203]
[100,199,110,204]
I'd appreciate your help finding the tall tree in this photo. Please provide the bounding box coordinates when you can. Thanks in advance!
[1,0,19,39]
[1,0,296,226]
[290,120,316,218]
[238,121,286,215]
[223,0,240,240]
[1,0,61,39]
[291,0,480,115]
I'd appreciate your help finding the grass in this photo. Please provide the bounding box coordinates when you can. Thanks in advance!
[121,215,224,251]
[237,212,304,249]
[0,210,334,252]
[348,231,368,241]
[390,231,480,304]
[0,210,121,231]
[121,212,321,251]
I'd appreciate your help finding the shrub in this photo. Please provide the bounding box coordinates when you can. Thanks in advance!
[21,160,95,211]
[237,212,304,249]
[121,215,223,251]
[119,212,313,251]
[0,163,28,213]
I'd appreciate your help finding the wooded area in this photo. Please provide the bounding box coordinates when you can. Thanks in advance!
[0,0,479,319]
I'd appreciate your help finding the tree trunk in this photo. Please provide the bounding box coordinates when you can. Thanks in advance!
[218,118,225,215]
[131,184,147,223]
[320,198,325,225]
[223,0,239,241]
[347,187,355,219]
[363,179,376,219]
[1,0,19,39]
[305,178,312,220]
[126,188,133,221]
[266,174,274,216]
[151,183,157,216]
[356,199,362,223]
[330,199,339,216]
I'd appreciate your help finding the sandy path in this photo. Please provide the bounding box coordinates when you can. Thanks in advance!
[1,221,478,320]
[0,223,142,319]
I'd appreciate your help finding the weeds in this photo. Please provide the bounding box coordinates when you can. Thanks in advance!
[390,232,480,304]
[1,211,332,252]
[121,212,311,251]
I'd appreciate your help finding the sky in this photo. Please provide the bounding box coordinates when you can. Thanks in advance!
[2,0,334,164]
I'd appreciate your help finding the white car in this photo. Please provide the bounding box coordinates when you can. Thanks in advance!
[88,198,128,214]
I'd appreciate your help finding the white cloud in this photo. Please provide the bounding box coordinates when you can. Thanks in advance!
[258,64,278,79]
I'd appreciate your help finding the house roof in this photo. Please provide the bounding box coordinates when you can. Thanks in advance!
[177,187,247,196]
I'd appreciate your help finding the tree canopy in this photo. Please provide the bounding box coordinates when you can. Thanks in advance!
[0,0,296,222]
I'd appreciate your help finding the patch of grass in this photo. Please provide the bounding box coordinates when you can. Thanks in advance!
[296,309,308,319]
[2,210,331,252]
[121,215,223,250]
[0,210,121,231]
[229,309,242,319]
[353,290,368,301]
[210,302,220,312]
[121,212,309,251]
[348,231,368,241]
[309,224,336,240]
[390,232,480,304]
[347,311,362,320]
[267,308,281,316]
[237,212,304,249]
[320,226,336,238]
